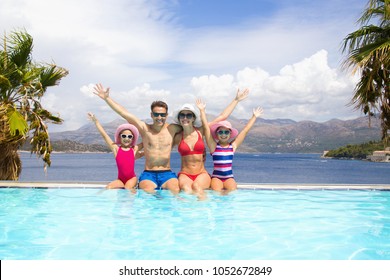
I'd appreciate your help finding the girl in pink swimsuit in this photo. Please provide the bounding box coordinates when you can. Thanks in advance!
[88,113,143,190]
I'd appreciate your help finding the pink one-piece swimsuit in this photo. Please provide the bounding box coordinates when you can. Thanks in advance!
[115,147,136,183]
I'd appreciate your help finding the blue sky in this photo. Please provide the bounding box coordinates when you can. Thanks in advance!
[172,0,278,27]
[0,0,368,131]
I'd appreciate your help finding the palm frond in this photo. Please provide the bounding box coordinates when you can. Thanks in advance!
[359,0,389,24]
[39,64,69,90]
[7,30,33,68]
[6,105,28,136]
[0,74,11,91]
[341,25,385,53]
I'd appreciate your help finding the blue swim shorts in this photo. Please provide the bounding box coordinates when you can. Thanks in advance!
[139,170,177,190]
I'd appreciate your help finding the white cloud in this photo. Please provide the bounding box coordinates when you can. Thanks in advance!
[181,50,360,122]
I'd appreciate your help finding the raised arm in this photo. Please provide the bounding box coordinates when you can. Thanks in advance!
[93,83,146,131]
[232,107,263,151]
[196,98,217,152]
[87,112,116,154]
[209,88,249,126]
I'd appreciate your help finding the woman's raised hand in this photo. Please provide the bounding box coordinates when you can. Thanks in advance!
[196,98,206,111]
[236,88,249,102]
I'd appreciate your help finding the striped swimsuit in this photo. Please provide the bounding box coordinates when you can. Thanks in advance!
[211,143,234,181]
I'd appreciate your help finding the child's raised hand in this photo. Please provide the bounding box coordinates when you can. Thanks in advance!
[236,88,249,102]
[93,83,110,99]
[253,107,263,118]
[87,112,95,121]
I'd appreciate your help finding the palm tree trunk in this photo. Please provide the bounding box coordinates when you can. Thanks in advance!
[0,143,22,180]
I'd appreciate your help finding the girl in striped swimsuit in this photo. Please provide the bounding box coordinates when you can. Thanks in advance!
[196,100,263,192]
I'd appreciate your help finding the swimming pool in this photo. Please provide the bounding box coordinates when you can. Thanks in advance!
[1,187,389,260]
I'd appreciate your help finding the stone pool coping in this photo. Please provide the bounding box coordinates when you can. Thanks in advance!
[1,181,390,190]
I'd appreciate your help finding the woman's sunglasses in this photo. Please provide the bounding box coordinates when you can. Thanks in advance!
[178,113,194,119]
[120,134,134,139]
[217,130,231,135]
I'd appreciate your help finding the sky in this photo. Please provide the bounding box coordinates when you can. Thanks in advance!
[0,0,369,132]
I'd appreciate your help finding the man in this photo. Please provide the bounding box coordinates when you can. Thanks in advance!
[93,83,181,194]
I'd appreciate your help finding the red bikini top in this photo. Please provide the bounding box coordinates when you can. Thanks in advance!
[178,129,205,156]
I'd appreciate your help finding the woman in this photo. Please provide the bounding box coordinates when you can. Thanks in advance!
[173,104,209,197]
[173,89,250,197]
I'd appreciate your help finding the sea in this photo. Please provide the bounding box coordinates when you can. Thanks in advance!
[18,152,390,184]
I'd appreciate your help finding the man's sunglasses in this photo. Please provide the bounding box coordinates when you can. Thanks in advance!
[120,134,134,139]
[217,130,231,135]
[152,112,167,117]
[178,113,194,119]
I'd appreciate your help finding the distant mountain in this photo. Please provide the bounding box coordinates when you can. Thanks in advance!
[49,115,382,153]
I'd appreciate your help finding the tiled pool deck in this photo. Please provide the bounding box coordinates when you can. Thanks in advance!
[1,181,390,190]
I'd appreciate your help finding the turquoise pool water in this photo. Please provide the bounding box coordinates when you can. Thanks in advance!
[1,188,389,260]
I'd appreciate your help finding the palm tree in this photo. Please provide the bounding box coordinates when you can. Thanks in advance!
[341,0,390,145]
[0,30,68,180]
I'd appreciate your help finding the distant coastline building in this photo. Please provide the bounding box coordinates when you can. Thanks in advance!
[368,147,390,162]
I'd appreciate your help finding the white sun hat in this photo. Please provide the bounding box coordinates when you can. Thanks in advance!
[172,103,202,127]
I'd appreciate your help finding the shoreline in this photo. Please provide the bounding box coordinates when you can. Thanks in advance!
[18,150,323,155]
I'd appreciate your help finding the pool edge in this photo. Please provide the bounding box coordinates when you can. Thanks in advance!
[1,181,390,190]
